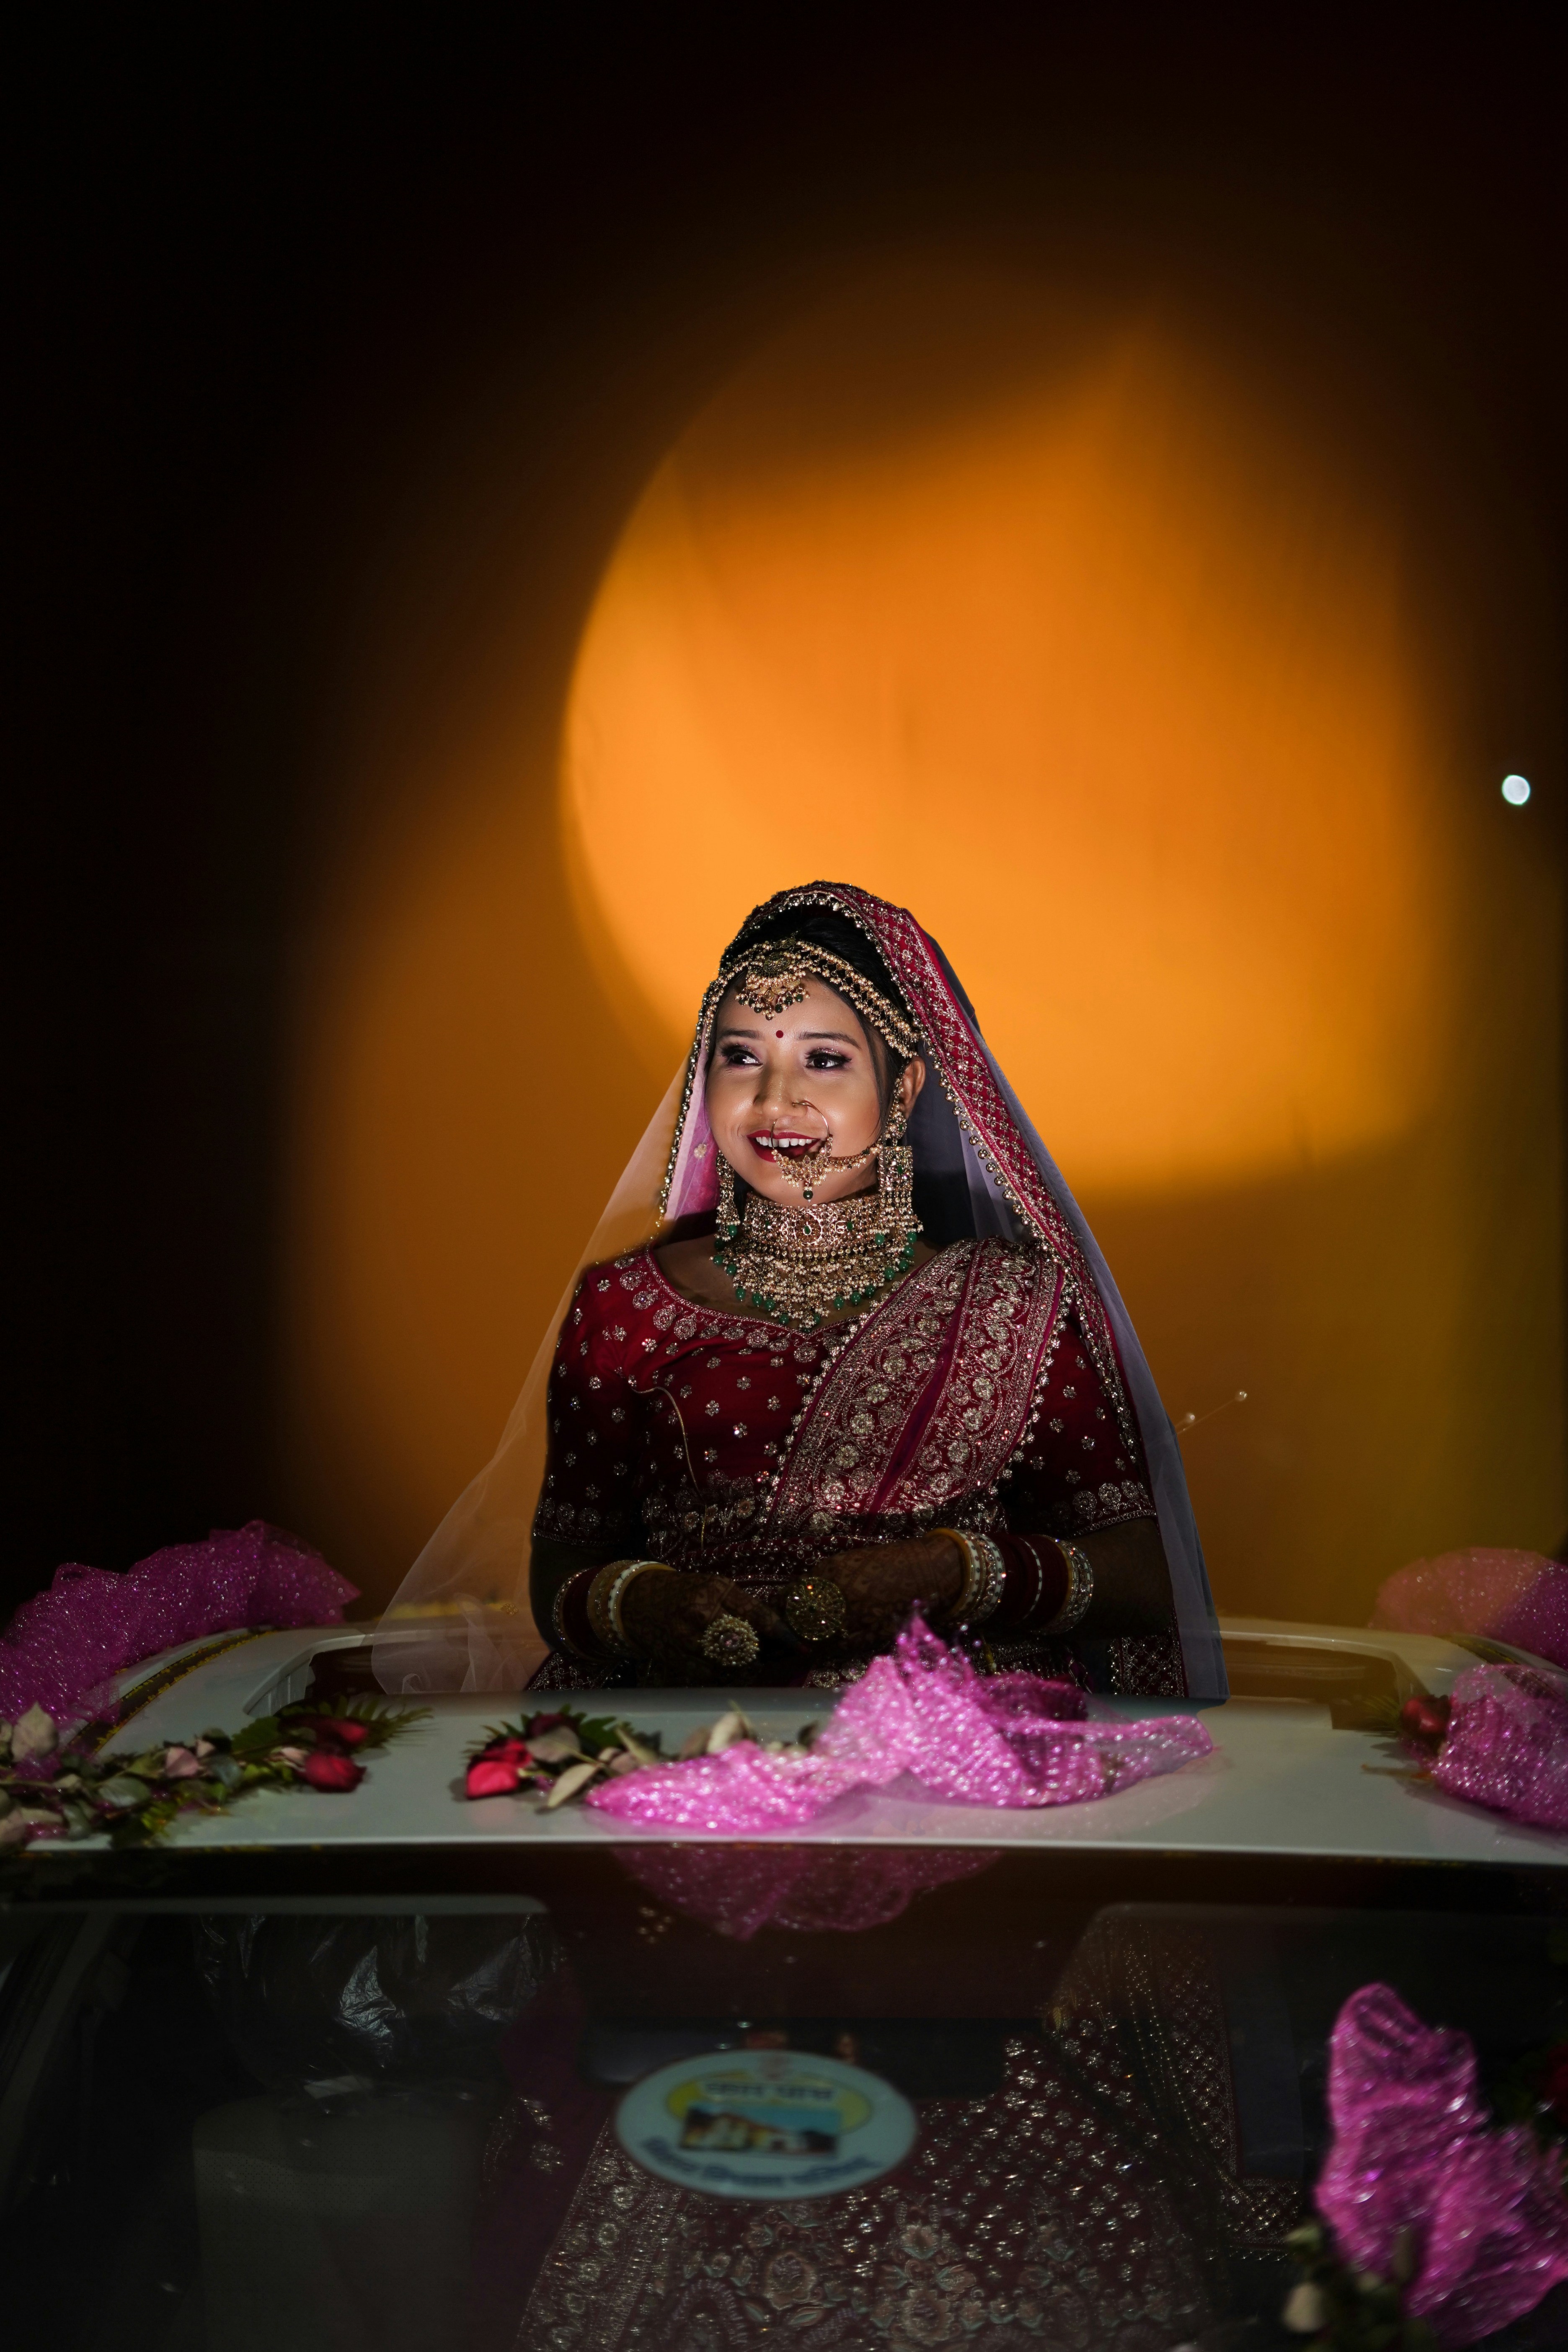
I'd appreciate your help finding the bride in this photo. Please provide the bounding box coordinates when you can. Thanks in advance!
[373,887,1251,2352]
[379,882,1222,1701]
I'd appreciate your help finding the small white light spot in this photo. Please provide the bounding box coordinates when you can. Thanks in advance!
[1502,773,1531,806]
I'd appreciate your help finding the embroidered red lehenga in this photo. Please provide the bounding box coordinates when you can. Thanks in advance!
[375,881,1223,1701]
[468,1895,1299,2352]
[533,1241,1176,1694]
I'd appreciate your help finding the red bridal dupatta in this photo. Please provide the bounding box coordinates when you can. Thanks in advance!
[374,884,1226,1702]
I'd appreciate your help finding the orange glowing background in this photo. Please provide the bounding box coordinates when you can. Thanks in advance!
[282,263,1564,1625]
[565,299,1446,1193]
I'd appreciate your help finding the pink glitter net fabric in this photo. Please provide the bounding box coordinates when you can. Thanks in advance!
[1317,1983,1568,2344]
[1373,1546,1568,1672]
[587,1618,1212,1832]
[0,1521,356,1727]
[1430,1660,1568,1831]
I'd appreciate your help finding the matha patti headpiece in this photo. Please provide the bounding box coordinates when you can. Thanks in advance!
[718,936,922,1062]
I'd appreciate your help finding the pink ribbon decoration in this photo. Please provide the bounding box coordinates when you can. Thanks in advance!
[1373,1546,1568,1674]
[1317,1984,1568,2344]
[0,1521,356,1727]
[586,1618,1212,1833]
[1430,1660,1568,1832]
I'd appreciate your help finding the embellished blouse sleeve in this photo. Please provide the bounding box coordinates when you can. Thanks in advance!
[1001,1307,1158,1542]
[532,1268,643,1554]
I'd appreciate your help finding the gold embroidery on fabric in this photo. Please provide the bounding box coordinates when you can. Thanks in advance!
[513,2140,688,2349]
[531,1241,1181,1691]
[516,2080,1217,2349]
[511,1916,1299,2347]
[1053,1913,1302,2259]
[640,1469,762,1551]
[1107,1631,1190,1699]
[765,1236,1067,1534]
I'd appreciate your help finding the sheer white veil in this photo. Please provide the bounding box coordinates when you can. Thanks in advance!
[370,1062,690,1696]
[373,883,1226,1700]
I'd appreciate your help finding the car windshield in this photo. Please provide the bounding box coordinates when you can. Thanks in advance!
[5,1841,1567,2352]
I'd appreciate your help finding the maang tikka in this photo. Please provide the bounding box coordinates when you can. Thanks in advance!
[724,938,922,1063]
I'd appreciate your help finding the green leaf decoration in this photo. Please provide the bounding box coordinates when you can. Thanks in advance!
[0,1689,429,1858]
[95,1774,152,1810]
[279,1695,429,1751]
[463,1703,670,1803]
[230,1716,282,1755]
[468,1706,663,1761]
[572,1714,626,1757]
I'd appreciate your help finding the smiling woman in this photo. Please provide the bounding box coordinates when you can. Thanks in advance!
[377,884,1222,1701]
[700,972,925,1317]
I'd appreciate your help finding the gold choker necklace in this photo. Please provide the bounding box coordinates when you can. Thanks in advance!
[714,1119,920,1330]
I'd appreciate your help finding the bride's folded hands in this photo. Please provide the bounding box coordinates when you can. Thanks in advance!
[617,1569,794,1680]
[813,1534,968,1647]
[814,1519,1176,1645]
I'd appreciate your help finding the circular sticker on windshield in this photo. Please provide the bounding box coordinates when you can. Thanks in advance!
[615,2046,917,2201]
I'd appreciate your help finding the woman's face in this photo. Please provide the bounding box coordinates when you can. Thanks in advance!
[706,977,925,1206]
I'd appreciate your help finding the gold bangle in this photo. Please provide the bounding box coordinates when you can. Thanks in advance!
[551,1565,598,1659]
[587,1559,672,1656]
[1039,1539,1095,1635]
[930,1528,1006,1627]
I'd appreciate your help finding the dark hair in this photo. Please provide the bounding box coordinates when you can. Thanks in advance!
[718,904,917,1120]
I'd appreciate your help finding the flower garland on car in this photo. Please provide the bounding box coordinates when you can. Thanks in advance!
[464,1701,807,1807]
[463,1701,814,1806]
[465,1706,663,1807]
[0,1693,427,1851]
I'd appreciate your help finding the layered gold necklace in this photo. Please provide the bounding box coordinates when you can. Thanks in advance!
[714,1116,921,1331]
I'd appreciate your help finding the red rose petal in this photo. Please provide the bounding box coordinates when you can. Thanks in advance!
[466,1755,522,1799]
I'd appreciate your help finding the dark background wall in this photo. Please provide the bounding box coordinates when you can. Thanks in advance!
[8,7,1566,1621]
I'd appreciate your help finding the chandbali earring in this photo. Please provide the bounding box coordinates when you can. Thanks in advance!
[873,1096,918,1256]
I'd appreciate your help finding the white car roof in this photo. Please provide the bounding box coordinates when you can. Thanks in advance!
[10,1615,1566,1875]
